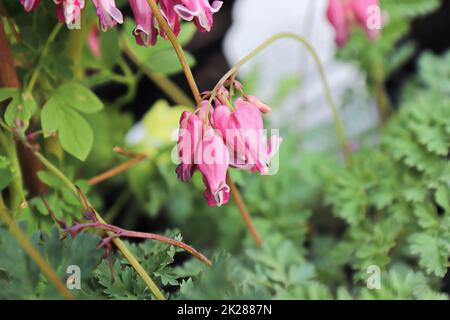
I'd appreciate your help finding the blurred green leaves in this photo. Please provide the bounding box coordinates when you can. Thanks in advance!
[0,156,13,192]
[0,227,103,299]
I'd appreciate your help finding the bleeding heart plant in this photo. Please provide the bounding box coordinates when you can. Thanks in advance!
[20,0,222,46]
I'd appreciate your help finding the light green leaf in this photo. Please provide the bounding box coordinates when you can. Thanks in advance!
[409,233,450,277]
[53,83,103,114]
[41,83,100,160]
[1,88,19,126]
[56,107,94,161]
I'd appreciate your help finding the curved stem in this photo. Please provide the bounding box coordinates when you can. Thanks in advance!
[0,206,74,300]
[31,149,166,300]
[69,221,212,266]
[147,0,201,104]
[209,32,352,165]
[371,60,392,124]
[67,12,87,80]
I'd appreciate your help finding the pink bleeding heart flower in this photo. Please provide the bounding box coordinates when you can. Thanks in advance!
[92,0,123,31]
[159,0,182,38]
[174,0,223,32]
[197,127,230,207]
[213,98,271,175]
[327,0,381,47]
[176,111,203,182]
[129,0,159,46]
[350,0,381,41]
[326,0,350,47]
[87,26,101,59]
[54,0,85,27]
[20,0,41,11]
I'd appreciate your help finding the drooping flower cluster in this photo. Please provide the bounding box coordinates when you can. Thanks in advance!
[19,0,223,46]
[176,82,282,207]
[326,0,382,47]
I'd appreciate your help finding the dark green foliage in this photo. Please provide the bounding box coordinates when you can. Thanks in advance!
[0,226,103,299]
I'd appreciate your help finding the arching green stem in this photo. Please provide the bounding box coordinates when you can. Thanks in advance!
[209,32,353,165]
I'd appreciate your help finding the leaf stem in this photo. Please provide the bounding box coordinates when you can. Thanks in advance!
[209,32,353,165]
[67,10,88,80]
[64,219,212,266]
[0,205,75,300]
[372,60,392,124]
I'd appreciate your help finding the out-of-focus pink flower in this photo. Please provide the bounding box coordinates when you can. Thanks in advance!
[176,111,203,182]
[54,0,85,26]
[87,26,101,59]
[20,0,40,11]
[22,0,222,47]
[160,0,182,38]
[326,0,350,47]
[197,127,230,207]
[129,0,158,46]
[350,0,380,40]
[92,0,123,31]
[326,0,381,47]
[174,0,223,32]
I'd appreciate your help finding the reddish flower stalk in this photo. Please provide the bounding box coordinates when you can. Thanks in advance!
[41,196,212,267]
